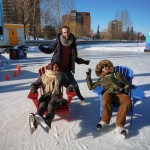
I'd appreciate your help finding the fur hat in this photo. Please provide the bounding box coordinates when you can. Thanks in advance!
[95,60,114,76]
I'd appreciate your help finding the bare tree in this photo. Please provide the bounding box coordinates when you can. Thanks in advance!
[41,0,75,34]
[16,0,30,38]
[115,10,132,32]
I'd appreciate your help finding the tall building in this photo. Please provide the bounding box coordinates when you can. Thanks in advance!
[2,0,41,38]
[108,19,122,33]
[108,19,122,40]
[62,10,91,38]
[2,0,15,23]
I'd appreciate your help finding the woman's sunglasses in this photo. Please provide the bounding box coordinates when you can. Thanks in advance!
[101,64,109,69]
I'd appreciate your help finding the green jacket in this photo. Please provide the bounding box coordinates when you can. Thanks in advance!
[86,72,131,94]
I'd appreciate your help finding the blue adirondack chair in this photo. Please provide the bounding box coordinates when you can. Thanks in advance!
[93,66,145,126]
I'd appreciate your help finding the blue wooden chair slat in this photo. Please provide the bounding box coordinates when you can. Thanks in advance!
[93,65,144,126]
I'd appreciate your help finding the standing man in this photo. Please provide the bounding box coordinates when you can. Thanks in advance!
[38,26,90,101]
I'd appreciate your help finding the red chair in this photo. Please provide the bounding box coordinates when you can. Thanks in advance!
[28,65,76,122]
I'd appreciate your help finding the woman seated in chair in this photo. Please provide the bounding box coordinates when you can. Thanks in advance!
[28,62,71,134]
[86,60,132,135]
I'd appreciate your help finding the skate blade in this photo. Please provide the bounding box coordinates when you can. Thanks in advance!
[28,114,36,135]
[30,127,36,135]
[34,115,49,134]
[97,127,100,131]
[96,123,107,130]
[44,126,49,134]
[121,133,126,139]
[97,124,101,131]
[121,131,127,139]
[39,122,49,134]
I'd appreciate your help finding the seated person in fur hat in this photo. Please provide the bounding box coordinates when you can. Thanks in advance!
[86,60,131,135]
[28,62,71,133]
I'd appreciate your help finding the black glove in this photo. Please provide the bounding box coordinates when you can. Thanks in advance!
[30,86,38,93]
[124,84,132,94]
[118,88,125,93]
[84,60,90,65]
[66,85,74,92]
[86,68,92,77]
[118,87,130,94]
[38,44,44,51]
[124,87,131,94]
[54,95,63,104]
[38,44,48,51]
[30,89,38,94]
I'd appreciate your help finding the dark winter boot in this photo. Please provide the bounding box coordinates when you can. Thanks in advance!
[72,83,85,102]
[45,113,54,128]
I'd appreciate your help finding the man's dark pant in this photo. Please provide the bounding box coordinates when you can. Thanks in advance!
[63,68,84,100]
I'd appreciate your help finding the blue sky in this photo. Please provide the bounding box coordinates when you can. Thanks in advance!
[75,0,150,35]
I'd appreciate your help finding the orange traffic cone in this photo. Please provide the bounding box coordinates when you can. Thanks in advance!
[5,73,10,80]
[14,70,17,77]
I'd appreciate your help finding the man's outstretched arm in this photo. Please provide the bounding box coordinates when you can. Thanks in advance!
[38,41,57,54]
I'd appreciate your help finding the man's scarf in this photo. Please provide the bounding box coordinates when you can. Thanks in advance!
[60,34,73,46]
[41,70,61,94]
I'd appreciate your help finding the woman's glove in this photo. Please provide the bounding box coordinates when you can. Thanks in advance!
[86,68,92,78]
[118,86,130,94]
[124,84,132,94]
[30,86,38,93]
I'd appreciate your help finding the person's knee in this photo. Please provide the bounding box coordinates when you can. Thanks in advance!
[126,98,132,107]
[122,95,131,106]
[102,93,112,106]
[72,83,78,89]
[39,103,46,109]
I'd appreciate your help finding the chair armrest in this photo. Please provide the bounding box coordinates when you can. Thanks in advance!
[66,91,76,97]
[93,86,104,94]
[131,85,145,100]
[28,91,38,99]
[66,91,76,106]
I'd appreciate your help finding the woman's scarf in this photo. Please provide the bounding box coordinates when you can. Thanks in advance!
[41,70,61,94]
[60,34,73,46]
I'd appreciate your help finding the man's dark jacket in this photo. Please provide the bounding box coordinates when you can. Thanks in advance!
[39,33,87,73]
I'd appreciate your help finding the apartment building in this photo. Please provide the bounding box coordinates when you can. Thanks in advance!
[2,0,41,38]
[108,19,122,33]
[62,10,91,38]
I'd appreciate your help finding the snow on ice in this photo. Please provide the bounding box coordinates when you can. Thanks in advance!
[0,42,150,150]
